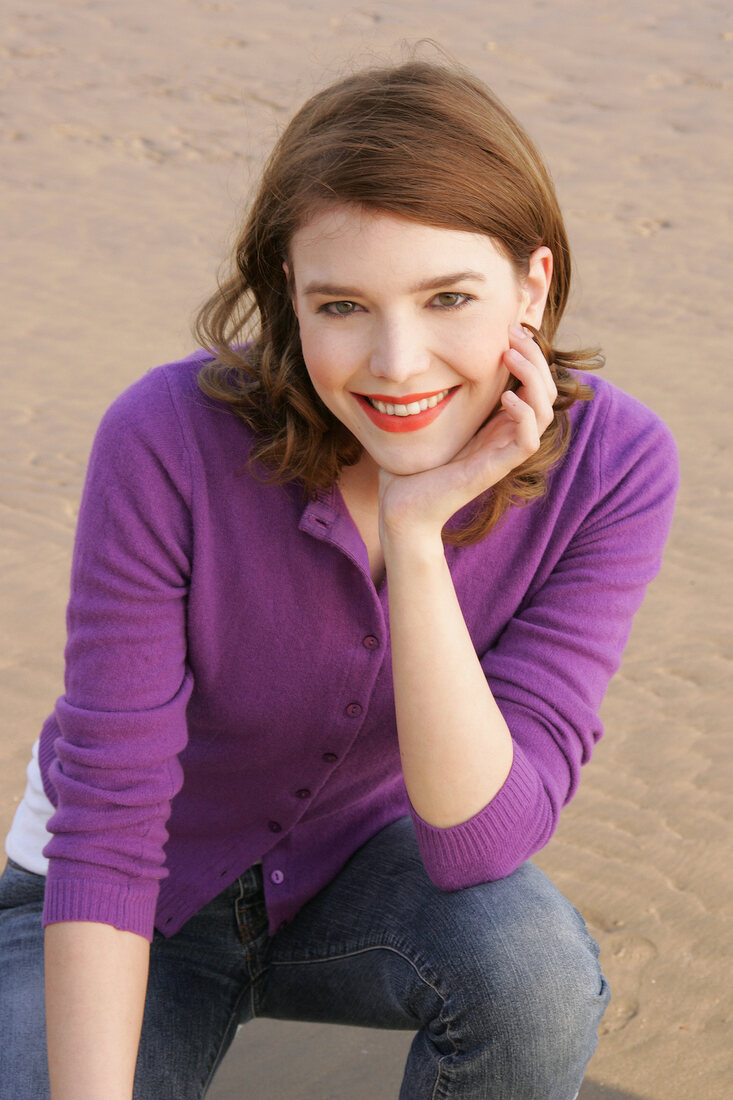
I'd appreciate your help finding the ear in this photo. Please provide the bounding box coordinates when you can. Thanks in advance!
[519,246,553,328]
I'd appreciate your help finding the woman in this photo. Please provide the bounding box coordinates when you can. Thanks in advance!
[0,58,677,1098]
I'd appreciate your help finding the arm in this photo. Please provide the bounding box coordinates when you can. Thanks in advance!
[41,366,193,936]
[45,922,149,1100]
[383,535,514,827]
[381,331,678,884]
[381,325,554,829]
[40,369,194,1085]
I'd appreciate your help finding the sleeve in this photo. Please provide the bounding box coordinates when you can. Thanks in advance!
[40,368,194,940]
[411,389,679,889]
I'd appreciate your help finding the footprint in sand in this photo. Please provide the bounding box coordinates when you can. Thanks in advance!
[634,217,672,237]
[596,932,658,1034]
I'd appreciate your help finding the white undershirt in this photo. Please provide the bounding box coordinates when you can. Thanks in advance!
[5,740,53,875]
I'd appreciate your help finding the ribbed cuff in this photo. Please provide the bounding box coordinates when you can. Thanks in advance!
[42,868,159,942]
[409,746,552,889]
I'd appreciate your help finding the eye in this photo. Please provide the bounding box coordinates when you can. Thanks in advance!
[430,292,473,310]
[318,300,361,317]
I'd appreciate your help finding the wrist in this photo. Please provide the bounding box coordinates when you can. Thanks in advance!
[381,525,447,574]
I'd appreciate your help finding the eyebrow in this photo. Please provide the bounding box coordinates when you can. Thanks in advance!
[303,271,488,297]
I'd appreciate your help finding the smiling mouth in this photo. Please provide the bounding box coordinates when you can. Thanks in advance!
[360,388,454,417]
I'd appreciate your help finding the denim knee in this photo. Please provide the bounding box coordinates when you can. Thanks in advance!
[406,862,610,1097]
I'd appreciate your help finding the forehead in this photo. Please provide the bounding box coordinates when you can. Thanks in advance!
[288,205,517,286]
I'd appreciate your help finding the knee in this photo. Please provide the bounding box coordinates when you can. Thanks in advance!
[455,899,607,1033]
[477,912,609,1096]
[488,902,610,1053]
[420,866,610,1087]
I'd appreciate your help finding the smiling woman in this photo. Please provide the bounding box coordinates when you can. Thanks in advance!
[1,55,677,1100]
[286,206,552,483]
[195,58,600,544]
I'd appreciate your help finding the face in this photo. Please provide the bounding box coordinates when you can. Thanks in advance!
[287,205,551,481]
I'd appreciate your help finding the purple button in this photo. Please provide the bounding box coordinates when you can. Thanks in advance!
[268,820,282,833]
[363,635,379,650]
[295,788,311,799]
[346,703,363,718]
[322,752,338,763]
[270,869,284,885]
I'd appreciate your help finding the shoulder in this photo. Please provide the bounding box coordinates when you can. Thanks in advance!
[97,349,212,435]
[557,372,678,557]
[94,350,255,463]
[570,371,675,444]
[83,350,258,519]
[567,372,678,495]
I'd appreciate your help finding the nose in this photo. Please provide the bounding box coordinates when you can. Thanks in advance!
[367,315,430,383]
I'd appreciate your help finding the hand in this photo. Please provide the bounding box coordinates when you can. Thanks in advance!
[378,324,557,546]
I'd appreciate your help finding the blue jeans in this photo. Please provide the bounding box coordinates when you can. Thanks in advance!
[0,816,609,1098]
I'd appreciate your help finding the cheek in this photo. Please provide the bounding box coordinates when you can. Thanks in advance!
[457,334,509,389]
[301,349,338,398]
[299,342,346,410]
[297,324,328,379]
[299,325,359,396]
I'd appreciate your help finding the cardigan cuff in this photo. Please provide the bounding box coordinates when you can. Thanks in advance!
[409,745,554,890]
[42,867,159,942]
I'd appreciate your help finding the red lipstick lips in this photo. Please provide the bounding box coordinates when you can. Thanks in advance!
[355,387,457,433]
[360,389,449,403]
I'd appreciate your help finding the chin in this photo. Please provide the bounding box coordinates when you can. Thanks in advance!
[376,451,452,478]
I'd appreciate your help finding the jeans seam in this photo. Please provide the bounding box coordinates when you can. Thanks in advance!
[269,942,441,992]
[232,875,269,1021]
[198,986,250,1100]
[270,943,456,1096]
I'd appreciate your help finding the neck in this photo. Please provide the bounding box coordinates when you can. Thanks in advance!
[337,455,384,586]
[338,453,380,511]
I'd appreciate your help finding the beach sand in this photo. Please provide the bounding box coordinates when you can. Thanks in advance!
[2,1,731,1096]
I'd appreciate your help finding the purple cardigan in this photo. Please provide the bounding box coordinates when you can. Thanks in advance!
[39,352,678,940]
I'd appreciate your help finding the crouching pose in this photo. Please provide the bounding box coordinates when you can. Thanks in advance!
[0,56,677,1099]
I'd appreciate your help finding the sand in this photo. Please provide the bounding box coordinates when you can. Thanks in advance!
[2,0,732,1096]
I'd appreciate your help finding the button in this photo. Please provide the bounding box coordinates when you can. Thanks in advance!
[322,752,338,763]
[363,635,379,650]
[346,703,363,718]
[268,820,282,833]
[270,869,284,885]
[295,788,311,799]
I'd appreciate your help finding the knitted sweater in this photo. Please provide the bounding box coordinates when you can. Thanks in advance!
[38,352,678,940]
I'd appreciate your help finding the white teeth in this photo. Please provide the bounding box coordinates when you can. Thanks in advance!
[366,389,450,416]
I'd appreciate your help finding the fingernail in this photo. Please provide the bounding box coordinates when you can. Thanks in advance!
[509,324,527,339]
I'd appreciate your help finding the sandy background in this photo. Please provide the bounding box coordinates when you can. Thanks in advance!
[2,0,731,1096]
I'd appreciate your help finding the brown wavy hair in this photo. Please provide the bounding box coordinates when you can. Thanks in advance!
[194,57,601,545]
